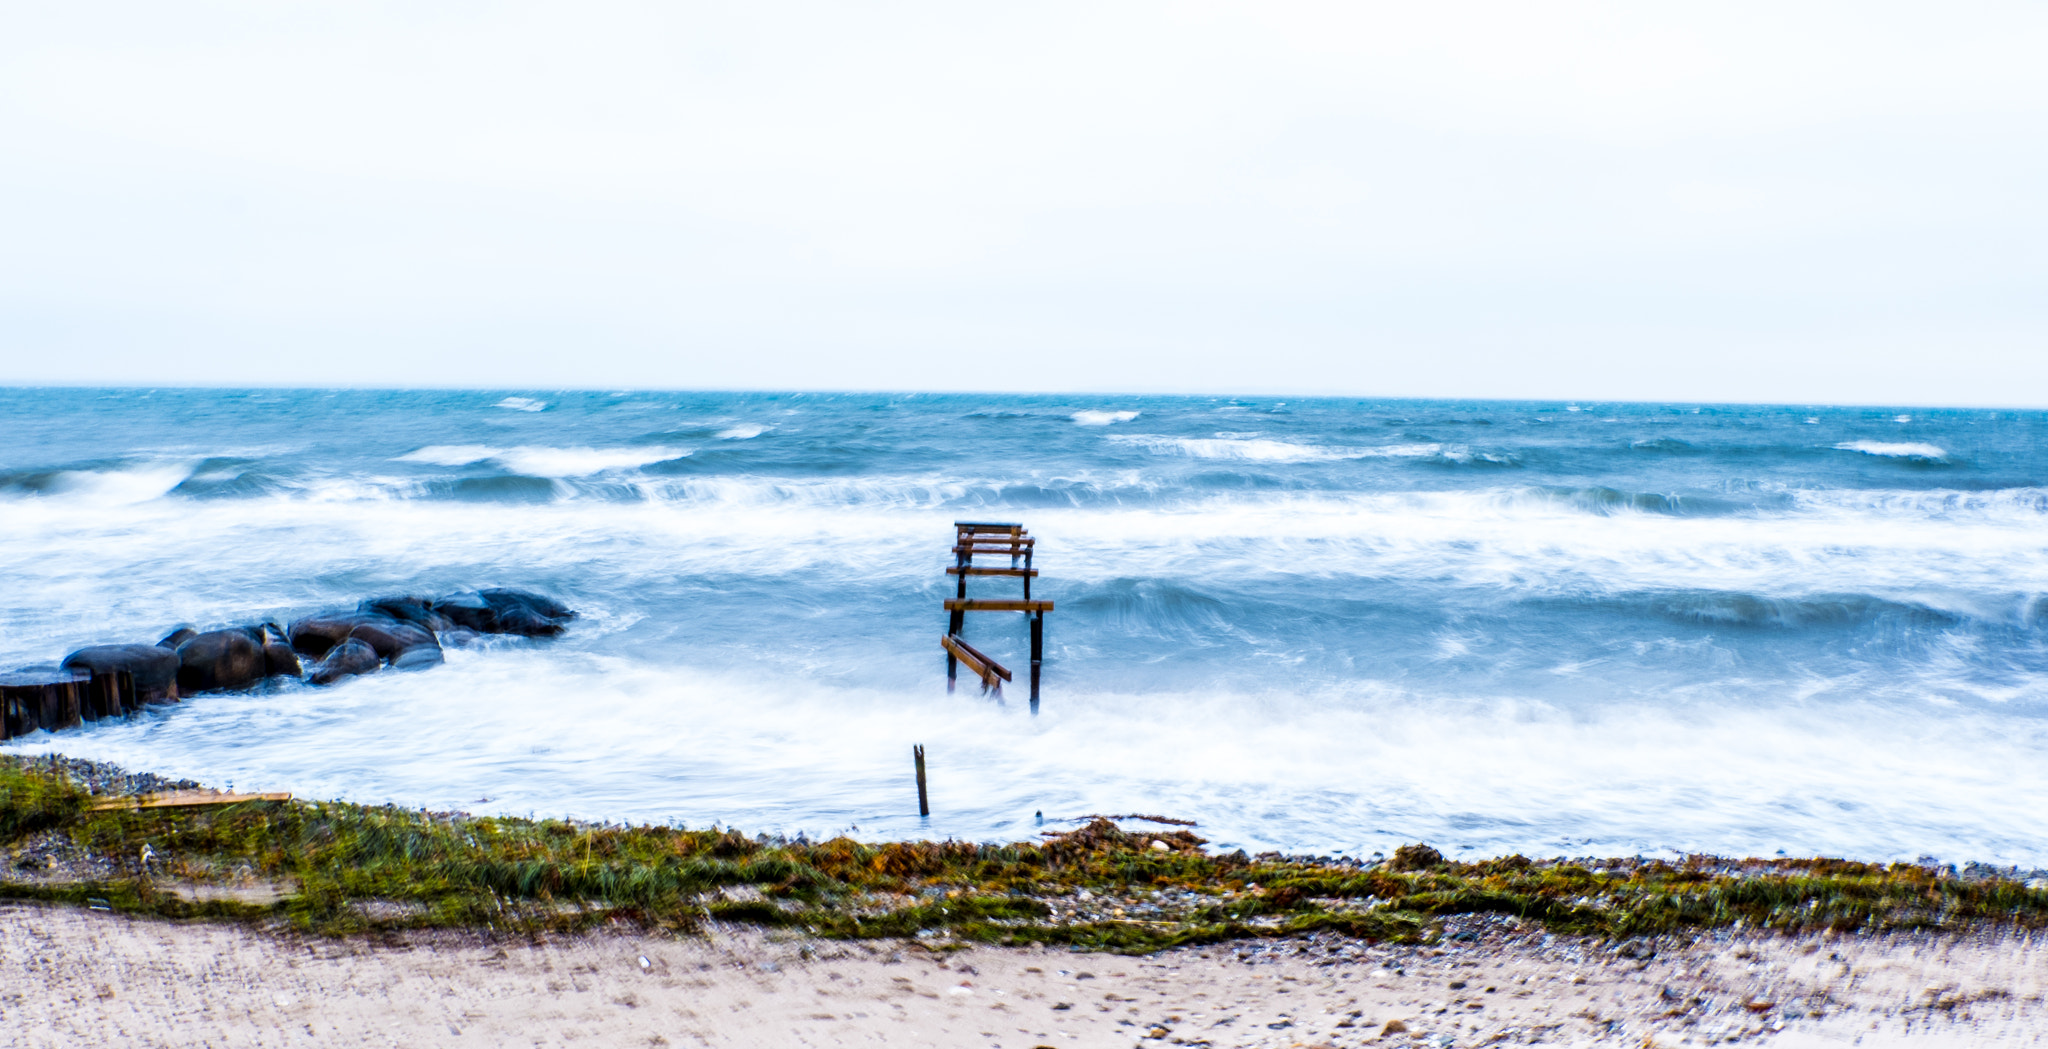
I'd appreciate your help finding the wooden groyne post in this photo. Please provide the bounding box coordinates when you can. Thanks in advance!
[913,744,930,817]
[0,668,92,740]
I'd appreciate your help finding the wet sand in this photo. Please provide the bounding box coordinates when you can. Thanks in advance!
[1,904,2041,1047]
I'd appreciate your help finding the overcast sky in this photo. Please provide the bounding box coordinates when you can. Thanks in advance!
[2,2,2044,404]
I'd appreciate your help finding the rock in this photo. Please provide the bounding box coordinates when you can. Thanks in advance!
[358,596,454,633]
[1149,839,1171,852]
[1382,1019,1409,1035]
[433,588,575,636]
[157,627,198,650]
[60,644,181,706]
[174,629,269,693]
[338,618,437,662]
[391,644,445,671]
[260,623,301,678]
[1388,844,1445,872]
[307,639,380,685]
[289,613,438,662]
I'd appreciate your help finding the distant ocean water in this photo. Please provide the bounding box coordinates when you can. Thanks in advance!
[2,389,2045,864]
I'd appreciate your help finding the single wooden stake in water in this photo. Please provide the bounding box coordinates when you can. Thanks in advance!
[914,744,930,817]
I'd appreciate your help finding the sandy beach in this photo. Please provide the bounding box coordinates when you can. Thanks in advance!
[3,903,2041,1048]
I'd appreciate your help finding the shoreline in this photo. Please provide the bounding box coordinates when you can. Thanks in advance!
[7,753,2048,942]
[6,754,2048,1044]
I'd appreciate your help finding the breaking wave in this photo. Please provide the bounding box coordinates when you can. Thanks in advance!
[1836,440,1949,461]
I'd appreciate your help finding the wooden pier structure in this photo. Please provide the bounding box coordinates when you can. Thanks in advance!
[943,522,1052,712]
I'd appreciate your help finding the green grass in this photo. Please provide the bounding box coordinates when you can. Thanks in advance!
[4,757,2045,952]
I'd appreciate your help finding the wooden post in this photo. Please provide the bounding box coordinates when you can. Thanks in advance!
[913,744,930,817]
[0,669,88,736]
[945,605,965,692]
[1029,611,1044,715]
[83,669,132,722]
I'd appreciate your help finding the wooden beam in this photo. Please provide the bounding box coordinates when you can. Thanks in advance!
[88,791,292,812]
[940,634,1012,682]
[954,522,1024,534]
[944,599,1054,613]
[940,635,1008,688]
[945,567,1039,577]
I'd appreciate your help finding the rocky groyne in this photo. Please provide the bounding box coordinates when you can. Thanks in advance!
[0,589,573,740]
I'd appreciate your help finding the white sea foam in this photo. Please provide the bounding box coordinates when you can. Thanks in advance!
[495,397,548,412]
[394,445,499,466]
[0,461,196,505]
[715,425,768,439]
[1836,440,1948,460]
[1071,410,1141,426]
[1108,435,1353,461]
[1107,435,1502,464]
[13,657,2048,862]
[395,445,687,476]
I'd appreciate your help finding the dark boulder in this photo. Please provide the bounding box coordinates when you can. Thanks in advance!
[61,644,182,706]
[483,588,574,621]
[260,623,301,678]
[434,589,576,636]
[158,627,198,650]
[430,592,493,632]
[289,613,437,661]
[346,618,438,661]
[359,596,454,633]
[307,638,381,685]
[391,644,445,671]
[287,615,356,658]
[174,629,269,694]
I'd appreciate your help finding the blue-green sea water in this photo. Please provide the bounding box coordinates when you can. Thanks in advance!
[2,389,2045,862]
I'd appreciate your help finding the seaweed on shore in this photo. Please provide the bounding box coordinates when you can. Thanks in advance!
[4,756,2047,953]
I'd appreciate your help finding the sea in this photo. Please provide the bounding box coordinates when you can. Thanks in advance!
[2,388,2044,865]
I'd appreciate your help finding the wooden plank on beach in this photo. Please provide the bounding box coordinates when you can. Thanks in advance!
[88,791,292,812]
[945,567,1039,577]
[944,599,1054,613]
[954,522,1024,534]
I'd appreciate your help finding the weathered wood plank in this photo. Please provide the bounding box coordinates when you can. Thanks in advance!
[940,635,1007,688]
[943,599,1055,613]
[87,791,293,812]
[941,634,1012,682]
[944,567,1040,577]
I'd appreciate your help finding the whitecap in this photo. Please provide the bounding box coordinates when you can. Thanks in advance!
[0,461,196,505]
[396,445,685,476]
[395,445,501,467]
[1836,440,1947,461]
[495,397,548,412]
[1107,435,1497,464]
[495,447,688,477]
[1109,435,1342,461]
[1072,410,1141,426]
[716,425,767,440]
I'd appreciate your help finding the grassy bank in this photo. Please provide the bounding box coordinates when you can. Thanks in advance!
[5,756,2046,953]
